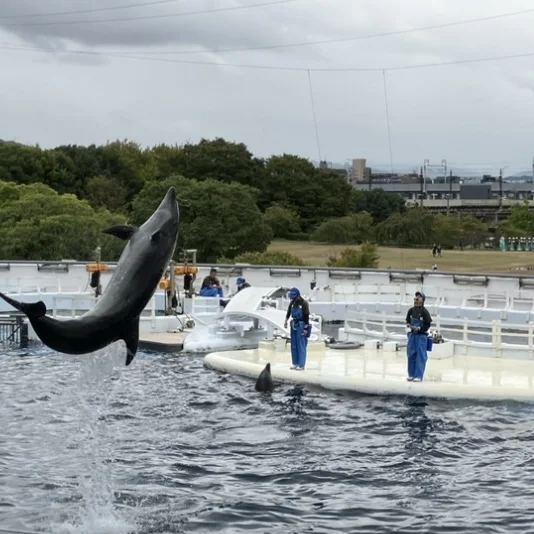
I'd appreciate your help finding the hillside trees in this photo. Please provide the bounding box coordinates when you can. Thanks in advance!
[0,181,126,260]
[130,176,272,262]
[0,136,505,261]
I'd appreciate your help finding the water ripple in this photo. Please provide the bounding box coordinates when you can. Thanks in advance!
[2,342,534,533]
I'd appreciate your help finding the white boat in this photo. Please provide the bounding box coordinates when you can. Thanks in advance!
[183,286,324,353]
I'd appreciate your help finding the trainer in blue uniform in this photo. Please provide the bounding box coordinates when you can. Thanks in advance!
[236,277,251,292]
[284,287,311,370]
[405,291,432,382]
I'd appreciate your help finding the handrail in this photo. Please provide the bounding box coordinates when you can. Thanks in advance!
[343,309,534,355]
[6,258,534,282]
[5,284,534,315]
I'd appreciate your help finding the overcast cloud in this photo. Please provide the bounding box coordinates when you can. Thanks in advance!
[1,0,534,173]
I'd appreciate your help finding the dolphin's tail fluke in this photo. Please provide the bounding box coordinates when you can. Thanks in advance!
[0,292,47,318]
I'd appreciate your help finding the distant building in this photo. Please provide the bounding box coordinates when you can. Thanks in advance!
[346,158,370,185]
[459,184,492,200]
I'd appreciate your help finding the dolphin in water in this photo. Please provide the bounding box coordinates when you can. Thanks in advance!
[255,362,274,393]
[0,186,179,366]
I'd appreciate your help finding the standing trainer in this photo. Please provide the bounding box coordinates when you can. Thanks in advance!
[284,287,310,370]
[405,291,432,382]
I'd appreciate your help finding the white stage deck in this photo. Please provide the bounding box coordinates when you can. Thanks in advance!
[204,340,534,403]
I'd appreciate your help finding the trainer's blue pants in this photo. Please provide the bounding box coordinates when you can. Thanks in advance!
[290,321,308,368]
[407,333,428,380]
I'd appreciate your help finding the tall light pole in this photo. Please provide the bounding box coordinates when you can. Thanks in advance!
[423,158,447,200]
[499,164,510,209]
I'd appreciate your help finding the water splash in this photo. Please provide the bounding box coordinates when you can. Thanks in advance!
[45,344,138,534]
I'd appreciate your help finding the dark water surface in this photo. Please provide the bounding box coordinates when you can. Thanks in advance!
[2,343,534,534]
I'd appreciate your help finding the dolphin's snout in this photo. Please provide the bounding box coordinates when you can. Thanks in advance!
[156,186,178,218]
[165,186,177,204]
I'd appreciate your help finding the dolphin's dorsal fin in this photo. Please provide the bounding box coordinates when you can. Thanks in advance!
[150,230,162,242]
[102,225,138,241]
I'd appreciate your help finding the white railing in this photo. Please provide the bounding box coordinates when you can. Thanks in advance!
[50,294,158,319]
[306,284,534,311]
[191,296,223,316]
[5,272,534,314]
[0,275,89,294]
[7,262,534,305]
[343,309,534,360]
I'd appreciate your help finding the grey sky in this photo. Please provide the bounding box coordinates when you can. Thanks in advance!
[1,0,533,173]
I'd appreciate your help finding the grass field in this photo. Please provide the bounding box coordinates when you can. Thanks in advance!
[267,240,534,274]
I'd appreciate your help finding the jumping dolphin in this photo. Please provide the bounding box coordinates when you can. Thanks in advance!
[0,186,179,366]
[255,362,274,393]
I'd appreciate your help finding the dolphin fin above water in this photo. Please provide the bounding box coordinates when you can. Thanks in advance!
[102,224,138,241]
[123,317,140,366]
[255,362,274,393]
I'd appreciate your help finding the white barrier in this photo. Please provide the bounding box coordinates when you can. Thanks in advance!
[3,261,534,299]
[341,309,534,360]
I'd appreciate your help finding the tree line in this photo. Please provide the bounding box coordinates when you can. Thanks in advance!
[0,137,528,264]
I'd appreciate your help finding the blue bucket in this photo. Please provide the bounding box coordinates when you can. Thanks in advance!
[426,336,433,352]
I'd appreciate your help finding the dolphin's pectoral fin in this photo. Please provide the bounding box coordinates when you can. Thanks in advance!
[102,224,138,241]
[122,318,140,366]
[150,230,162,242]
[0,292,47,317]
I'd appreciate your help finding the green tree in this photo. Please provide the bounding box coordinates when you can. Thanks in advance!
[152,138,266,191]
[0,141,78,194]
[0,181,127,260]
[327,242,380,268]
[262,155,353,230]
[130,176,273,262]
[263,203,301,238]
[431,215,462,249]
[86,175,129,213]
[53,140,153,209]
[375,208,435,247]
[498,202,534,237]
[351,189,406,222]
[311,212,373,244]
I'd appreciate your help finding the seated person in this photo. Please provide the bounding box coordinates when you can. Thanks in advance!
[236,277,251,292]
[199,267,229,307]
[199,268,224,298]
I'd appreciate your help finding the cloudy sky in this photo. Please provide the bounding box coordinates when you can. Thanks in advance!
[1,0,534,173]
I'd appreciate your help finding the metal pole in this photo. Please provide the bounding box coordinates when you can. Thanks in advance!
[499,167,503,209]
[169,260,176,313]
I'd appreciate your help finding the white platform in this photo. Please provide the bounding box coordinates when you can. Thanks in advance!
[204,339,534,403]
